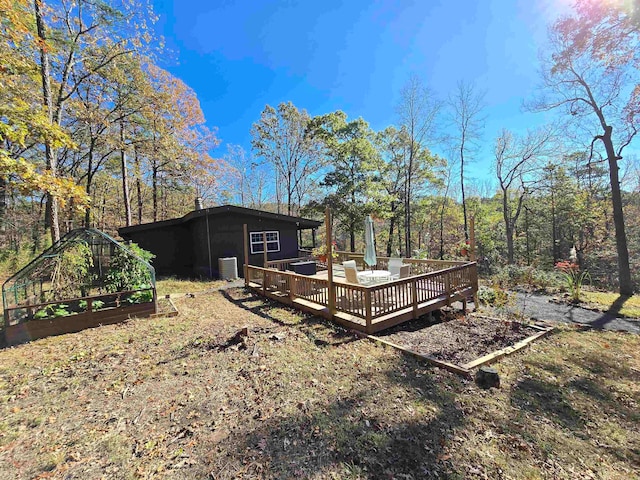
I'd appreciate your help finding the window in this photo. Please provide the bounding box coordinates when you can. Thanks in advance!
[250,231,280,254]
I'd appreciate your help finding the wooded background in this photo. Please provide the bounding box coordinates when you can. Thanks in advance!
[1,0,638,292]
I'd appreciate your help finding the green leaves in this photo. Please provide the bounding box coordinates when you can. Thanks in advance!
[104,242,154,293]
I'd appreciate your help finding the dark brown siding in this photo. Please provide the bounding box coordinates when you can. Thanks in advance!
[119,207,319,279]
[189,212,301,278]
[121,224,192,277]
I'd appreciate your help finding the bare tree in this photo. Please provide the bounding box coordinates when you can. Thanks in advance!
[225,144,271,208]
[448,80,486,240]
[397,74,441,255]
[495,127,554,263]
[530,2,638,294]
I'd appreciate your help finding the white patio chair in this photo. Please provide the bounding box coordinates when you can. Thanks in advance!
[399,264,411,279]
[388,257,404,279]
[343,260,361,284]
[342,260,358,270]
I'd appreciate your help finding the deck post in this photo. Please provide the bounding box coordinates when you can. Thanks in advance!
[289,273,296,302]
[243,224,249,287]
[445,273,451,306]
[262,268,267,295]
[471,263,479,310]
[365,288,372,333]
[411,279,418,319]
[262,232,268,267]
[326,207,336,316]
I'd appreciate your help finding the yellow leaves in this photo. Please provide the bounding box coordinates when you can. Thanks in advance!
[0,153,90,210]
[0,0,32,40]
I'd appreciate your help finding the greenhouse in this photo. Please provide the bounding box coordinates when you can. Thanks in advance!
[2,228,157,346]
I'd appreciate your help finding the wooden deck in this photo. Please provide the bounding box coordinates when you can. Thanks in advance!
[246,257,478,334]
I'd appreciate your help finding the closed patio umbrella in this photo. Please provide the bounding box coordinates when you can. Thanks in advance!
[364,215,377,270]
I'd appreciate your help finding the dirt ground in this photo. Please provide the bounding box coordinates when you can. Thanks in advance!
[1,285,639,479]
[378,313,540,365]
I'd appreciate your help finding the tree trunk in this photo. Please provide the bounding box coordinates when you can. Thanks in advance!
[460,139,470,240]
[602,126,632,295]
[0,177,6,233]
[84,147,94,227]
[135,147,143,224]
[437,201,444,260]
[34,0,60,243]
[386,204,397,257]
[506,224,515,264]
[120,121,132,227]
[525,206,531,266]
[405,156,412,256]
[551,185,558,264]
[152,160,158,222]
[350,221,356,253]
[502,189,515,264]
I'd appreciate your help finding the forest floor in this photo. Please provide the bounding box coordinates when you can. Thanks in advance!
[1,282,639,479]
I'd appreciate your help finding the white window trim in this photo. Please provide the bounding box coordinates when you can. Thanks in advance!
[249,231,280,254]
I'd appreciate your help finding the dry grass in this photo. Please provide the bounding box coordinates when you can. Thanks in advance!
[155,277,229,297]
[0,282,638,479]
[580,291,640,318]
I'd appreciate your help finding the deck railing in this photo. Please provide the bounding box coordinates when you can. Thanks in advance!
[334,251,467,273]
[265,256,315,272]
[246,260,477,332]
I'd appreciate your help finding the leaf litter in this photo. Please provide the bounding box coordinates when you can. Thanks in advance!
[0,285,637,479]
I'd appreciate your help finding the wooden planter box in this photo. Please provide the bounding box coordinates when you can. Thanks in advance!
[3,302,156,347]
[2,289,158,347]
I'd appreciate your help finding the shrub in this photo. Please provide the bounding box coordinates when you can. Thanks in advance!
[49,242,94,300]
[104,242,155,293]
[491,265,564,291]
[477,285,511,308]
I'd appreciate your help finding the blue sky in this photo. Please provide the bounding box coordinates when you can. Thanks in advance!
[152,0,570,186]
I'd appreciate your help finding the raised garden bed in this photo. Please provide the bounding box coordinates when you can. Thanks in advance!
[2,228,158,346]
[369,312,553,376]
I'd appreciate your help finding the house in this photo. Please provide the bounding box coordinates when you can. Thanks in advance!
[118,204,322,278]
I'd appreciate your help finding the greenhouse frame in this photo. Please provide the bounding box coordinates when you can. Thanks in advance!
[2,228,157,346]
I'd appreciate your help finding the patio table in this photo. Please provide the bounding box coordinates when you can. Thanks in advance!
[358,270,392,284]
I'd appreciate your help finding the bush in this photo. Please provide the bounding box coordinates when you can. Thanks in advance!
[104,242,155,293]
[477,285,511,308]
[49,242,95,300]
[491,265,563,291]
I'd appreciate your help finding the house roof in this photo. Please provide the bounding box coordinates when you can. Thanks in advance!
[118,204,322,235]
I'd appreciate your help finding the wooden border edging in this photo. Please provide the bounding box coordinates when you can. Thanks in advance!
[150,297,179,318]
[461,326,554,370]
[351,329,472,378]
[351,322,554,378]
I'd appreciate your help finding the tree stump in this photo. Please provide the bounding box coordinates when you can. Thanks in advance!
[476,366,500,389]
